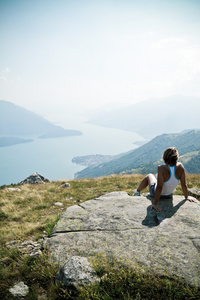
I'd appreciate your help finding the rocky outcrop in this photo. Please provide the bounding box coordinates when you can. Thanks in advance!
[46,192,200,287]
[56,256,100,289]
[9,281,29,297]
[6,238,46,256]
[19,172,50,184]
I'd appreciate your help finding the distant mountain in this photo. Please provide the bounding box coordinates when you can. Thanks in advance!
[87,96,200,139]
[0,100,82,146]
[74,130,200,178]
[0,136,33,147]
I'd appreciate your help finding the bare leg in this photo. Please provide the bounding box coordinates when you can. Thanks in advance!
[137,173,156,192]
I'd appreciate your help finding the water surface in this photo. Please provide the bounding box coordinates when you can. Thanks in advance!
[0,121,143,185]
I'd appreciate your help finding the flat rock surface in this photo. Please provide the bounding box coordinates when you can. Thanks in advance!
[188,188,200,199]
[46,192,200,286]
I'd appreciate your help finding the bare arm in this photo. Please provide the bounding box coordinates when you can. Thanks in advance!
[151,166,164,212]
[180,165,188,199]
[180,165,198,202]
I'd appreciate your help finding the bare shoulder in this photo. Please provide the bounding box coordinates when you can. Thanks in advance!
[176,162,185,170]
[158,164,169,181]
[176,162,185,179]
[157,164,168,175]
[158,164,168,171]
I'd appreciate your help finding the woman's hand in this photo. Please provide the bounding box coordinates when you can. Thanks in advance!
[151,203,162,212]
[187,196,198,203]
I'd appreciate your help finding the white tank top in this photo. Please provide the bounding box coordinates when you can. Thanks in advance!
[161,165,179,196]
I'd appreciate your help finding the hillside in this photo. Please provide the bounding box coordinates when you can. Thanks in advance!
[75,130,200,178]
[87,96,200,139]
[72,153,127,167]
[0,100,82,144]
[1,176,200,299]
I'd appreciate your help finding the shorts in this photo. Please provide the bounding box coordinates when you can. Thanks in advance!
[149,182,173,199]
[149,182,156,197]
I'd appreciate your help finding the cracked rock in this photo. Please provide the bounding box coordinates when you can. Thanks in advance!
[46,192,200,287]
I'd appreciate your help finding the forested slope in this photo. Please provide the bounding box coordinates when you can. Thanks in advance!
[75,130,200,178]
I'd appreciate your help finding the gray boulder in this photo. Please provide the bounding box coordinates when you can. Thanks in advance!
[20,172,50,184]
[7,187,21,192]
[46,192,200,287]
[9,281,29,297]
[56,256,100,289]
[58,182,70,188]
[188,188,200,199]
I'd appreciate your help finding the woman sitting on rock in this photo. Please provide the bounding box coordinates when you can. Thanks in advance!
[133,147,197,211]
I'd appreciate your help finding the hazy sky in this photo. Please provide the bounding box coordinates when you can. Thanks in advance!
[1,0,200,120]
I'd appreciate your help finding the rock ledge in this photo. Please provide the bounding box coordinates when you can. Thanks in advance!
[46,192,200,287]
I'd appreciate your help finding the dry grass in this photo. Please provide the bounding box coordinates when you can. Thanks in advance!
[0,174,146,242]
[0,174,199,299]
[0,173,199,242]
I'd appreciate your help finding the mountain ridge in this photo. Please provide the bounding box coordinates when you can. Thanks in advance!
[0,100,82,146]
[87,95,200,139]
[74,130,200,178]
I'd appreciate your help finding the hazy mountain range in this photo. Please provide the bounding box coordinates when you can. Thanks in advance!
[0,100,82,147]
[87,95,200,139]
[74,130,200,178]
[1,97,200,179]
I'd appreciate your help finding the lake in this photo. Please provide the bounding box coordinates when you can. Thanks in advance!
[0,119,144,186]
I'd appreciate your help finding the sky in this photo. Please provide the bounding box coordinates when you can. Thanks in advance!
[1,0,200,122]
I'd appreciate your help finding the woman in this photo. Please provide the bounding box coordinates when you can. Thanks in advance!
[133,147,197,211]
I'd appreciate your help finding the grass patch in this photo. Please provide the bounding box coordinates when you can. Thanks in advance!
[0,174,199,299]
[46,215,60,237]
[78,255,200,300]
[0,210,9,221]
